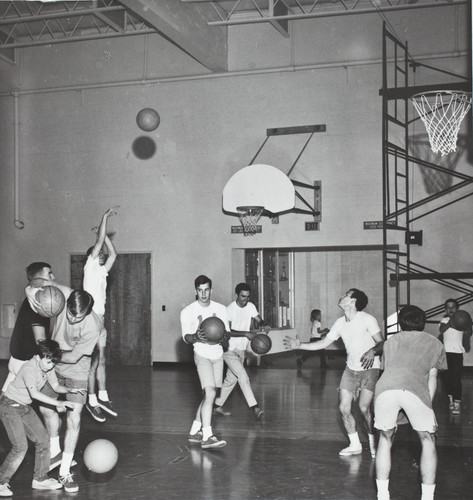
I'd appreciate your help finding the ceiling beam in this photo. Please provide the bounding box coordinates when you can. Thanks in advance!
[119,0,228,72]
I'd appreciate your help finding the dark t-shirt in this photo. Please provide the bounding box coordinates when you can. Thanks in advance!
[9,299,50,361]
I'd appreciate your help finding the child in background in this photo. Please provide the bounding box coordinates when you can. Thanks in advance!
[0,339,84,497]
[297,309,330,369]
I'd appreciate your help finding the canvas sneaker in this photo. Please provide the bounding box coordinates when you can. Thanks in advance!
[253,406,264,419]
[98,398,118,417]
[32,478,62,490]
[451,401,461,415]
[201,435,227,450]
[188,430,203,443]
[59,473,79,493]
[339,444,362,456]
[213,406,231,416]
[86,402,106,422]
[0,483,12,497]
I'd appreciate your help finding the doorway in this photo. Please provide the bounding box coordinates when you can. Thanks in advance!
[70,253,152,366]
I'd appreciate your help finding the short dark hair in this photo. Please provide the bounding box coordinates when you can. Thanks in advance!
[235,283,251,295]
[195,275,212,289]
[310,309,321,321]
[444,298,459,308]
[398,305,426,332]
[67,290,94,317]
[349,289,368,311]
[26,262,51,281]
[36,339,62,364]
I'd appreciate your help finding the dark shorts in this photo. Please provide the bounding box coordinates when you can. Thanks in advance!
[339,367,380,399]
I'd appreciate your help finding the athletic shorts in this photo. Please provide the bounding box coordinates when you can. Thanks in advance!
[339,367,380,399]
[194,353,223,389]
[41,373,88,405]
[374,389,438,433]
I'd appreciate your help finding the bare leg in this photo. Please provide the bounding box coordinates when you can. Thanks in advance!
[96,345,107,391]
[339,388,356,434]
[417,431,437,485]
[87,348,99,396]
[358,388,375,434]
[376,428,395,480]
[200,386,217,429]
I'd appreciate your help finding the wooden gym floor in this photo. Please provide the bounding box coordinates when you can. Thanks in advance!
[0,352,471,500]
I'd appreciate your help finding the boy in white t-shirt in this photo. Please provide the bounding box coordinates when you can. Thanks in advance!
[181,275,231,449]
[438,298,472,415]
[213,283,269,419]
[83,207,118,423]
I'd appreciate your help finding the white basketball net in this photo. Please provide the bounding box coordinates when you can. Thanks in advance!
[411,91,472,156]
[237,206,264,236]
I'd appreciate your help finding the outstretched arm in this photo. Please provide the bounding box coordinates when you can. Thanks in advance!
[90,207,119,260]
[102,234,117,272]
[284,335,333,351]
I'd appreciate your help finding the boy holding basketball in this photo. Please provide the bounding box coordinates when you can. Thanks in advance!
[83,207,119,423]
[180,275,230,449]
[284,289,384,458]
[2,262,54,393]
[213,283,267,418]
[438,298,472,415]
[0,339,84,496]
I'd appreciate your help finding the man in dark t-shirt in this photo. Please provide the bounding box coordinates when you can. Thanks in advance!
[1,262,54,392]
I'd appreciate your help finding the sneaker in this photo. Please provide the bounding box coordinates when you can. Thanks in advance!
[59,473,78,493]
[296,358,303,369]
[451,401,461,415]
[86,402,106,422]
[32,478,62,490]
[201,435,227,449]
[339,444,362,456]
[188,430,203,443]
[49,452,78,472]
[98,398,118,417]
[0,483,12,497]
[253,406,264,419]
[213,406,232,416]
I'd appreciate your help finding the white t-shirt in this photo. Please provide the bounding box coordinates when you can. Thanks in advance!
[326,311,381,371]
[83,255,108,316]
[180,300,230,360]
[227,301,259,351]
[310,320,322,339]
[440,317,465,354]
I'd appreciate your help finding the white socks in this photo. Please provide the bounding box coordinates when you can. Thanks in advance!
[202,426,212,441]
[98,390,109,401]
[59,452,73,477]
[89,394,98,406]
[421,483,435,500]
[376,479,390,500]
[50,436,61,457]
[190,420,202,435]
[348,432,361,447]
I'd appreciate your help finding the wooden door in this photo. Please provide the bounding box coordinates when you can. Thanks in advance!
[70,253,151,366]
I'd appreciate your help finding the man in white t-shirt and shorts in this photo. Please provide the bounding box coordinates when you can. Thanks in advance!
[285,288,384,458]
[83,207,118,422]
[181,275,230,449]
[213,283,267,419]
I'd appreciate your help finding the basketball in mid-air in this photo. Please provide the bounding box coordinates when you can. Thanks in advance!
[201,316,226,344]
[83,439,118,474]
[251,333,272,355]
[36,286,65,318]
[136,108,160,132]
[451,310,472,331]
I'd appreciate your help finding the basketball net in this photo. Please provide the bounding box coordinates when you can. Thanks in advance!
[237,206,264,236]
[411,91,472,156]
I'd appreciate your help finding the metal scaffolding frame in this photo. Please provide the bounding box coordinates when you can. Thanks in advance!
[379,22,473,326]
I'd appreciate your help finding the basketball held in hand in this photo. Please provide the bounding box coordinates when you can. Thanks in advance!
[251,333,272,355]
[451,310,472,331]
[201,316,226,344]
[36,286,66,318]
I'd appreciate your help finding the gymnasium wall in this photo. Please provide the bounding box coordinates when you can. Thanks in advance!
[0,6,471,364]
